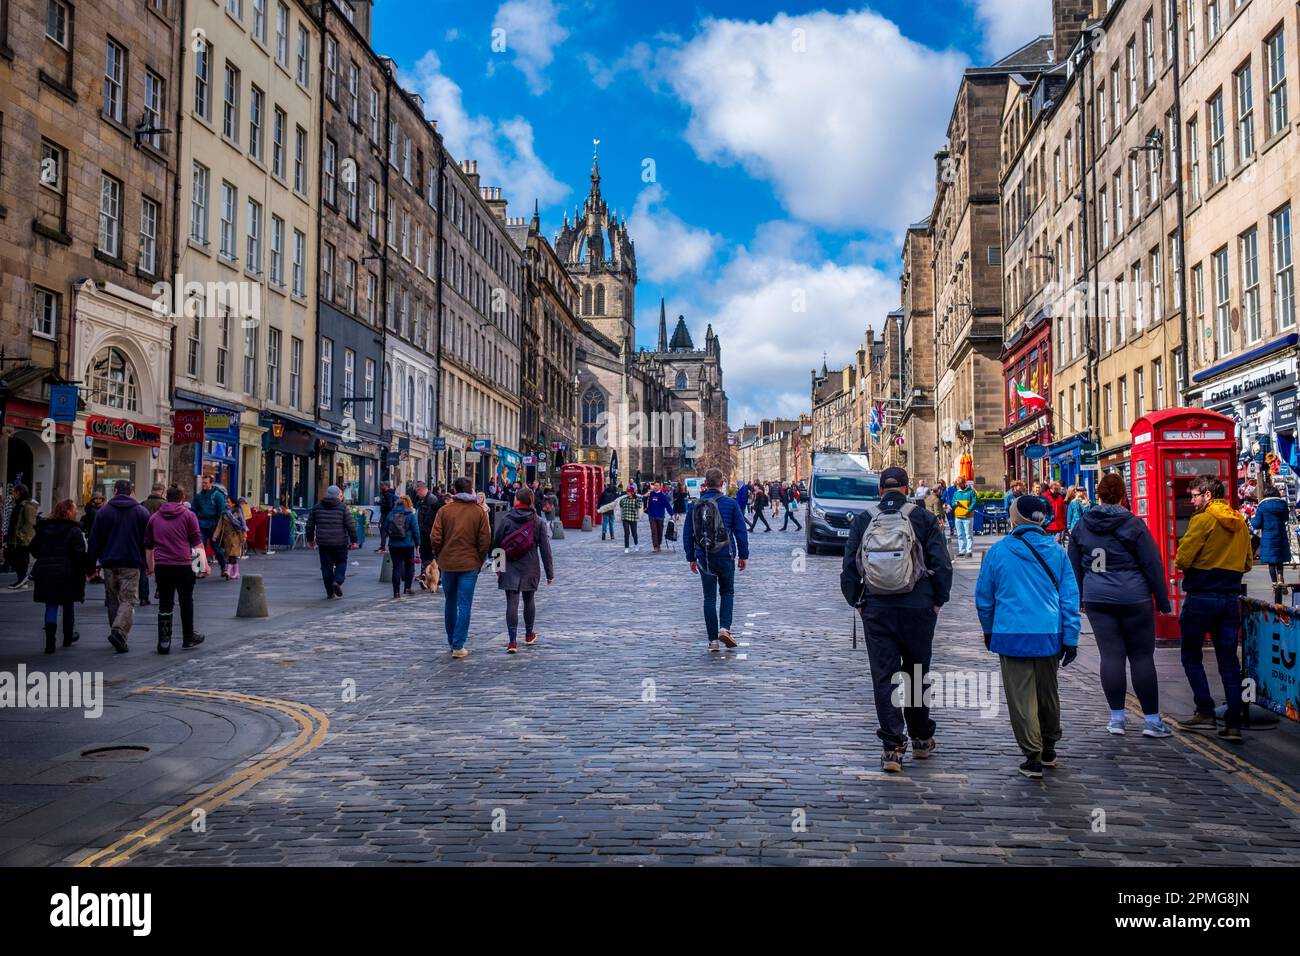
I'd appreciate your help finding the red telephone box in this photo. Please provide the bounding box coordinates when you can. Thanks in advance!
[560,463,601,529]
[1129,408,1239,640]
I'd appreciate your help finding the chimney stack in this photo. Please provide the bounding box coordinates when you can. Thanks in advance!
[1052,0,1095,66]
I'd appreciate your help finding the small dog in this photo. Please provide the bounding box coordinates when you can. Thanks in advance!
[422,558,440,593]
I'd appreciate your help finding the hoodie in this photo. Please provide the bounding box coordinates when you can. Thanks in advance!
[976,525,1081,657]
[1067,504,1171,611]
[145,502,203,567]
[87,495,150,570]
[1176,498,1253,593]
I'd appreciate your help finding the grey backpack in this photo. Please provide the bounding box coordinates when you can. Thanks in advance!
[856,503,928,596]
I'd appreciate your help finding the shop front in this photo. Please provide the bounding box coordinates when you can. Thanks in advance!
[2,398,68,511]
[79,414,166,503]
[172,391,244,496]
[1097,443,1133,485]
[497,446,522,486]
[1045,431,1097,496]
[1000,315,1053,488]
[261,414,316,508]
[316,428,380,506]
[1189,340,1298,479]
[1002,414,1052,487]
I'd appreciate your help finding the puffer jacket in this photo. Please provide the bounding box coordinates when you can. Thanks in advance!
[492,507,554,591]
[976,525,1081,657]
[1251,496,1292,565]
[1067,504,1171,611]
[305,496,357,548]
[1176,498,1253,593]
[29,518,88,604]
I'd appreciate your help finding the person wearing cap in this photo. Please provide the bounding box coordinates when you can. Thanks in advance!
[840,466,953,774]
[306,484,359,599]
[975,494,1080,779]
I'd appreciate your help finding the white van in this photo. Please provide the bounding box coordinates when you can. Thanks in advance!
[805,453,880,555]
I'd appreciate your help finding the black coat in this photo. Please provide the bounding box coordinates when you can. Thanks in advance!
[1067,504,1171,611]
[414,492,441,546]
[839,492,953,609]
[30,518,88,605]
[306,497,358,548]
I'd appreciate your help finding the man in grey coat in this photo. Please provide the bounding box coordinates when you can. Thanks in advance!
[491,487,554,654]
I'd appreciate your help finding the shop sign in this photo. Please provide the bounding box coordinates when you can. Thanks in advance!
[173,410,205,444]
[48,385,78,423]
[523,456,536,465]
[1003,420,1044,448]
[1080,443,1099,471]
[432,437,447,451]
[87,415,161,447]
[1202,364,1296,405]
[205,414,231,431]
[1162,430,1228,441]
[1241,599,1299,722]
[472,439,493,454]
[466,452,482,464]
[1274,389,1298,431]
[1024,443,1049,461]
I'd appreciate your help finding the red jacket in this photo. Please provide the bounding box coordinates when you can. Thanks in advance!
[1046,492,1067,532]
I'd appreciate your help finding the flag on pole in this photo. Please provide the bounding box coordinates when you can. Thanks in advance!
[1015,381,1047,412]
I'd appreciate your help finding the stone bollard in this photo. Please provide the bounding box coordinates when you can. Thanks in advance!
[551,519,566,540]
[379,552,392,582]
[236,575,269,618]
[581,515,593,532]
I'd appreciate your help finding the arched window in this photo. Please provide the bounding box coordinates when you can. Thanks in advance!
[87,347,139,411]
[595,284,606,314]
[383,362,392,415]
[582,286,592,316]
[674,371,688,390]
[581,385,606,447]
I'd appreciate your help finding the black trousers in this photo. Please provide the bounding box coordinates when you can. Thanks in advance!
[155,564,197,639]
[749,510,771,531]
[390,546,415,595]
[859,603,938,748]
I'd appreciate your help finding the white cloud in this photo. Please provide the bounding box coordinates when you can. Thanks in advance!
[970,0,1052,60]
[627,185,722,283]
[406,51,569,208]
[582,41,656,90]
[492,0,570,95]
[662,10,968,232]
[681,224,898,427]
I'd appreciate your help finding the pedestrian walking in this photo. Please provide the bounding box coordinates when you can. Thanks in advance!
[926,482,947,533]
[1067,473,1173,738]
[191,475,229,579]
[780,483,803,532]
[80,494,106,584]
[376,481,395,553]
[748,484,772,532]
[645,481,674,552]
[950,476,977,557]
[431,477,492,659]
[1044,481,1068,543]
[138,483,166,605]
[1175,476,1253,742]
[86,479,151,654]
[5,483,38,589]
[306,484,359,599]
[597,482,620,541]
[976,494,1080,778]
[683,468,749,653]
[29,499,86,654]
[1066,488,1089,535]
[383,495,419,599]
[1252,483,1291,589]
[144,485,206,654]
[215,496,247,581]
[413,481,441,591]
[840,467,952,773]
[492,488,555,654]
[619,484,642,552]
[736,479,750,518]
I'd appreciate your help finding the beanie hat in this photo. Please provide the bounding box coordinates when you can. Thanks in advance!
[1011,494,1053,528]
[326,485,342,499]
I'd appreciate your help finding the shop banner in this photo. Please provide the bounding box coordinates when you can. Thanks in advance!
[48,385,78,423]
[1241,598,1300,722]
[173,410,205,443]
[87,415,161,447]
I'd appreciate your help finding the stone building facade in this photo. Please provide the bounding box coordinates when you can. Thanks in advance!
[898,219,939,483]
[810,363,856,456]
[0,0,179,511]
[645,301,730,476]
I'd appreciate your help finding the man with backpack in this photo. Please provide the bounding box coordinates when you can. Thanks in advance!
[683,468,749,653]
[492,488,555,654]
[839,467,952,773]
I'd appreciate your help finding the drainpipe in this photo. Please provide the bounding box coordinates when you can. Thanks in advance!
[1171,0,1191,403]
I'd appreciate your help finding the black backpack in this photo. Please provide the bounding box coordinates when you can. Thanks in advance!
[692,498,731,556]
[388,509,409,541]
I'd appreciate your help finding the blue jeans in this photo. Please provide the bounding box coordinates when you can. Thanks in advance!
[601,512,615,538]
[955,517,973,553]
[1179,591,1244,726]
[442,569,480,649]
[202,525,226,568]
[699,554,736,643]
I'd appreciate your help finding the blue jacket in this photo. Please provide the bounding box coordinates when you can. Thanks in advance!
[192,487,227,529]
[1067,504,1171,611]
[682,489,749,563]
[1067,499,1087,530]
[87,494,150,570]
[645,490,674,520]
[976,525,1080,657]
[1252,496,1292,565]
[383,504,419,549]
[736,484,750,512]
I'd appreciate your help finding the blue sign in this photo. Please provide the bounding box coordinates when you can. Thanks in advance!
[49,385,78,423]
[1024,443,1049,461]
[432,436,447,451]
[472,438,493,454]
[1242,599,1300,722]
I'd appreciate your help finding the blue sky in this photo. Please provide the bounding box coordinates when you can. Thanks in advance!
[375,0,1054,425]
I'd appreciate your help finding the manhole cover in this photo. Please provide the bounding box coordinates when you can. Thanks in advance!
[80,746,150,761]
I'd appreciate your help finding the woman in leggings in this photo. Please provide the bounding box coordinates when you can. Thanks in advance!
[1251,483,1291,589]
[491,488,555,654]
[1067,473,1173,738]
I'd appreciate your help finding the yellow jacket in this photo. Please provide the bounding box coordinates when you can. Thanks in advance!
[1175,499,1252,589]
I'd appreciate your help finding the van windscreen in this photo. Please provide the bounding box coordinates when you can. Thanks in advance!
[813,475,879,501]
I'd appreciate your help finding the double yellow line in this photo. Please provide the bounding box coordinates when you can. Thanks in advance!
[77,687,329,868]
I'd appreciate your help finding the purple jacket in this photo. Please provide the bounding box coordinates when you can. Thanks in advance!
[87,495,150,570]
[144,503,203,567]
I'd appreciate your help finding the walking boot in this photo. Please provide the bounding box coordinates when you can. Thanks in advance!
[157,612,173,655]
[44,623,56,655]
[63,628,79,647]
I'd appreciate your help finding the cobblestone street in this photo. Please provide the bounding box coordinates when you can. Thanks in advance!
[3,521,1295,866]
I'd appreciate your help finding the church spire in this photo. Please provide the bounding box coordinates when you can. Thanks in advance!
[589,138,602,204]
[531,198,540,231]
[658,299,668,352]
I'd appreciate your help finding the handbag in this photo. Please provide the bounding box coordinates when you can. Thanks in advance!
[665,519,678,542]
[191,545,210,578]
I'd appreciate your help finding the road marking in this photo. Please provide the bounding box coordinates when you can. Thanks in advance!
[747,612,770,618]
[736,653,748,660]
[76,686,329,868]
[1125,695,1300,817]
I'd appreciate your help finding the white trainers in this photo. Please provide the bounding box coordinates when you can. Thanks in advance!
[624,547,630,554]
[1106,717,1126,735]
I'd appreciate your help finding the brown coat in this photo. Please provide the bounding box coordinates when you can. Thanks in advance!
[430,496,492,572]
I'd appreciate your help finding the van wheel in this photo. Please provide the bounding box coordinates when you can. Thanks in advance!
[806,541,820,556]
